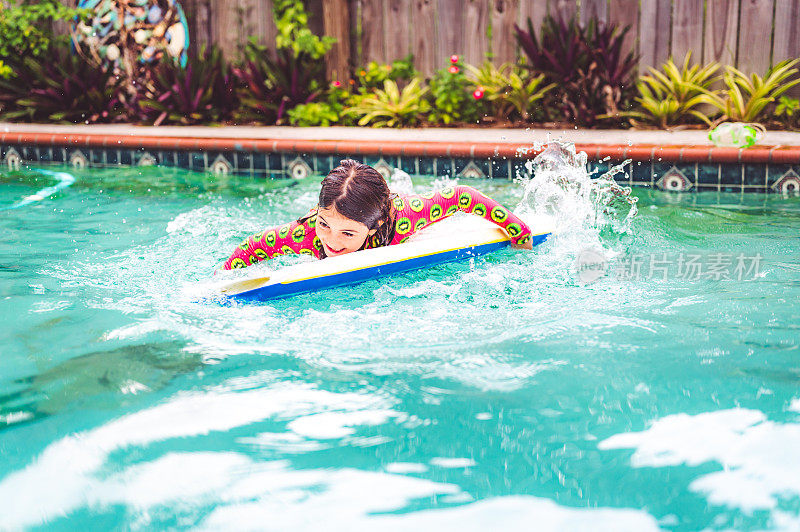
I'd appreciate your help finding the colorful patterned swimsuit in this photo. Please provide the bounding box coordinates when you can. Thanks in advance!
[223,185,532,270]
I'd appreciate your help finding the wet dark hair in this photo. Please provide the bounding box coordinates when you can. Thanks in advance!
[300,159,396,258]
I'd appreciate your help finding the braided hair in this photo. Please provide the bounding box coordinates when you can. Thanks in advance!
[299,159,396,258]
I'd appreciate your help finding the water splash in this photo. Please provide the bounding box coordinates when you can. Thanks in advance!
[517,141,637,235]
[1,169,76,211]
[389,168,414,195]
[513,141,639,282]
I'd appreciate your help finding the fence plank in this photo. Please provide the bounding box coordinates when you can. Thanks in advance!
[671,0,703,64]
[436,0,464,65]
[773,0,800,65]
[737,0,774,75]
[517,0,548,35]
[463,0,490,65]
[412,0,438,75]
[491,0,519,64]
[703,0,738,67]
[550,0,577,21]
[639,0,671,70]
[384,0,413,60]
[581,0,608,26]
[323,0,351,80]
[608,0,639,68]
[361,0,386,64]
[214,0,258,59]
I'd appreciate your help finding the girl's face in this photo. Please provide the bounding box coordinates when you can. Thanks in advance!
[316,206,376,257]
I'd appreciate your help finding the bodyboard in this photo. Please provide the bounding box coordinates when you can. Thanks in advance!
[218,214,552,303]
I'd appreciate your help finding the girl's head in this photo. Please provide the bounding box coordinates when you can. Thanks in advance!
[315,159,394,257]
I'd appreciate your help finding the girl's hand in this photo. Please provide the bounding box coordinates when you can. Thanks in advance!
[510,238,533,250]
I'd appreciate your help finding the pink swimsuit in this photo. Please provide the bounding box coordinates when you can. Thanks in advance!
[223,185,532,269]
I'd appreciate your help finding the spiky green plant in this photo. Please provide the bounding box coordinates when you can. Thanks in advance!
[466,61,555,121]
[465,61,514,95]
[698,59,800,124]
[347,78,430,127]
[628,53,720,127]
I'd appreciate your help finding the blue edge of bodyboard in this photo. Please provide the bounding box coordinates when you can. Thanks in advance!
[225,232,550,304]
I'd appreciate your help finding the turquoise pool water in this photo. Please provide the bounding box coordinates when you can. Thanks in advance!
[1,157,799,530]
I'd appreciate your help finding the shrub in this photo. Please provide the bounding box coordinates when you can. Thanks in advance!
[427,55,480,125]
[137,45,237,125]
[698,59,800,125]
[354,55,417,92]
[629,53,720,128]
[0,44,127,123]
[347,78,430,127]
[233,0,331,124]
[465,61,555,122]
[515,14,637,126]
[775,96,800,129]
[0,0,88,78]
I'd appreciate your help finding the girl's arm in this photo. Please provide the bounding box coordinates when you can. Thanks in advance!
[222,214,322,270]
[394,185,533,246]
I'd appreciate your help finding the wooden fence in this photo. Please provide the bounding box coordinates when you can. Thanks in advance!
[94,0,800,79]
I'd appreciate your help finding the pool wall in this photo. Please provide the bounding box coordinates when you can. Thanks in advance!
[3,127,800,194]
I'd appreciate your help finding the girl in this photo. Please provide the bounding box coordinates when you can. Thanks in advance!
[223,159,533,269]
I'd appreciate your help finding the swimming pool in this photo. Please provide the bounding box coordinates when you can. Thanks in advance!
[1,156,799,530]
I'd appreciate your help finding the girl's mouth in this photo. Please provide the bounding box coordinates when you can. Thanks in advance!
[323,242,345,255]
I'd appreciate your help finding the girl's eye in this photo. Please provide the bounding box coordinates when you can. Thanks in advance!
[319,221,329,228]
[343,232,354,238]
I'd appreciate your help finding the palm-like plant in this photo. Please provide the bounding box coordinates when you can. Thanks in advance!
[630,53,720,128]
[698,59,800,124]
[348,78,430,127]
[496,69,554,121]
[466,61,555,121]
[465,61,513,94]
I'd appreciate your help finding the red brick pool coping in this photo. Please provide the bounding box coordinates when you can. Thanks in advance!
[3,131,800,164]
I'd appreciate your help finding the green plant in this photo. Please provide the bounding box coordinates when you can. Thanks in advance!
[233,0,331,124]
[427,56,480,125]
[466,61,555,121]
[0,0,89,78]
[288,102,339,126]
[0,44,127,123]
[628,53,720,128]
[354,55,417,91]
[776,96,800,129]
[138,45,237,125]
[698,59,800,124]
[515,14,637,126]
[273,0,335,59]
[347,78,430,127]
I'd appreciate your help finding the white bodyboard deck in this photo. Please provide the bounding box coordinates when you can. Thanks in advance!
[218,214,552,303]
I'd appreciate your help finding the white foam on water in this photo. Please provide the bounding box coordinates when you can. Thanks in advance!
[237,432,332,453]
[599,408,800,513]
[287,409,400,439]
[429,457,477,468]
[789,397,800,412]
[0,381,395,529]
[385,462,429,474]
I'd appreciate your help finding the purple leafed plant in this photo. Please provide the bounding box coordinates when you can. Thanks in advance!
[232,39,324,124]
[0,45,127,123]
[137,45,238,126]
[515,14,637,126]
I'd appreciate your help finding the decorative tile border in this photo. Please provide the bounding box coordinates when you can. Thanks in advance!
[3,131,800,194]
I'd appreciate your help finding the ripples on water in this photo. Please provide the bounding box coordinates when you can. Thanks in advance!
[1,145,799,530]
